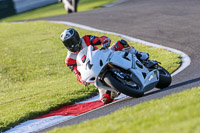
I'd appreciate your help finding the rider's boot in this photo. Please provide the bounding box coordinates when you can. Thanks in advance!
[101,93,113,104]
[124,47,149,63]
[100,90,119,104]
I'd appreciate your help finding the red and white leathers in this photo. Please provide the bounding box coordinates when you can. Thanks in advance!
[65,35,149,104]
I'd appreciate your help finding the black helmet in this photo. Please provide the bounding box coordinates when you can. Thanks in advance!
[60,28,81,52]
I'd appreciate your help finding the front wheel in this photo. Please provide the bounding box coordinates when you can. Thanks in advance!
[103,72,144,98]
[156,66,172,89]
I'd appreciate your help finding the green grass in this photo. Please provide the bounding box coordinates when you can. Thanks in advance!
[49,87,200,133]
[0,21,181,132]
[0,0,117,22]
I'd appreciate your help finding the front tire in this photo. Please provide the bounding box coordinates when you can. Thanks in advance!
[156,66,172,89]
[103,72,144,97]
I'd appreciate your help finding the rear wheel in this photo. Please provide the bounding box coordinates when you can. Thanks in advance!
[103,72,144,97]
[156,66,172,89]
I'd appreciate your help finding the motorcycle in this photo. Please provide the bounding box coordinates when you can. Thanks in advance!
[77,45,171,97]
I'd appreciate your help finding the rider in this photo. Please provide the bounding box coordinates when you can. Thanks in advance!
[60,28,149,104]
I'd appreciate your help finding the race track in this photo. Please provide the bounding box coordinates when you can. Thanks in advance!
[36,0,200,132]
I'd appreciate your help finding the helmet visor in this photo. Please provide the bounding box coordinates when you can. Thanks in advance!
[64,36,81,52]
[69,42,81,52]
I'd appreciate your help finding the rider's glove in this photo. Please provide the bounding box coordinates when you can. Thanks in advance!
[102,37,111,48]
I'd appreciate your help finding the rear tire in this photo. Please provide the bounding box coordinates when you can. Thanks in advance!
[156,66,172,89]
[103,72,144,97]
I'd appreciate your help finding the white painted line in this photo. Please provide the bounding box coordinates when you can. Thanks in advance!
[49,20,191,77]
[104,0,129,7]
[4,116,75,133]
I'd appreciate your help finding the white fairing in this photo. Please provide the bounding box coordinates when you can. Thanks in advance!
[77,46,112,83]
[77,45,159,92]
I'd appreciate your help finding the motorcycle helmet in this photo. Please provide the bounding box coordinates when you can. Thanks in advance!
[60,28,81,52]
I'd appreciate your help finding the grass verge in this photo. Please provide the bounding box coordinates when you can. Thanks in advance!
[0,21,181,132]
[49,87,200,133]
[0,0,117,22]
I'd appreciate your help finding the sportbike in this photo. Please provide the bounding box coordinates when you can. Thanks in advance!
[77,45,171,97]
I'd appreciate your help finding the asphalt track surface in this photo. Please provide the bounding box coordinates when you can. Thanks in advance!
[36,0,200,132]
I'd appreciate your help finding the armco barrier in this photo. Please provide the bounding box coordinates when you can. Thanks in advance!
[0,0,58,19]
[13,0,58,13]
[0,0,16,19]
